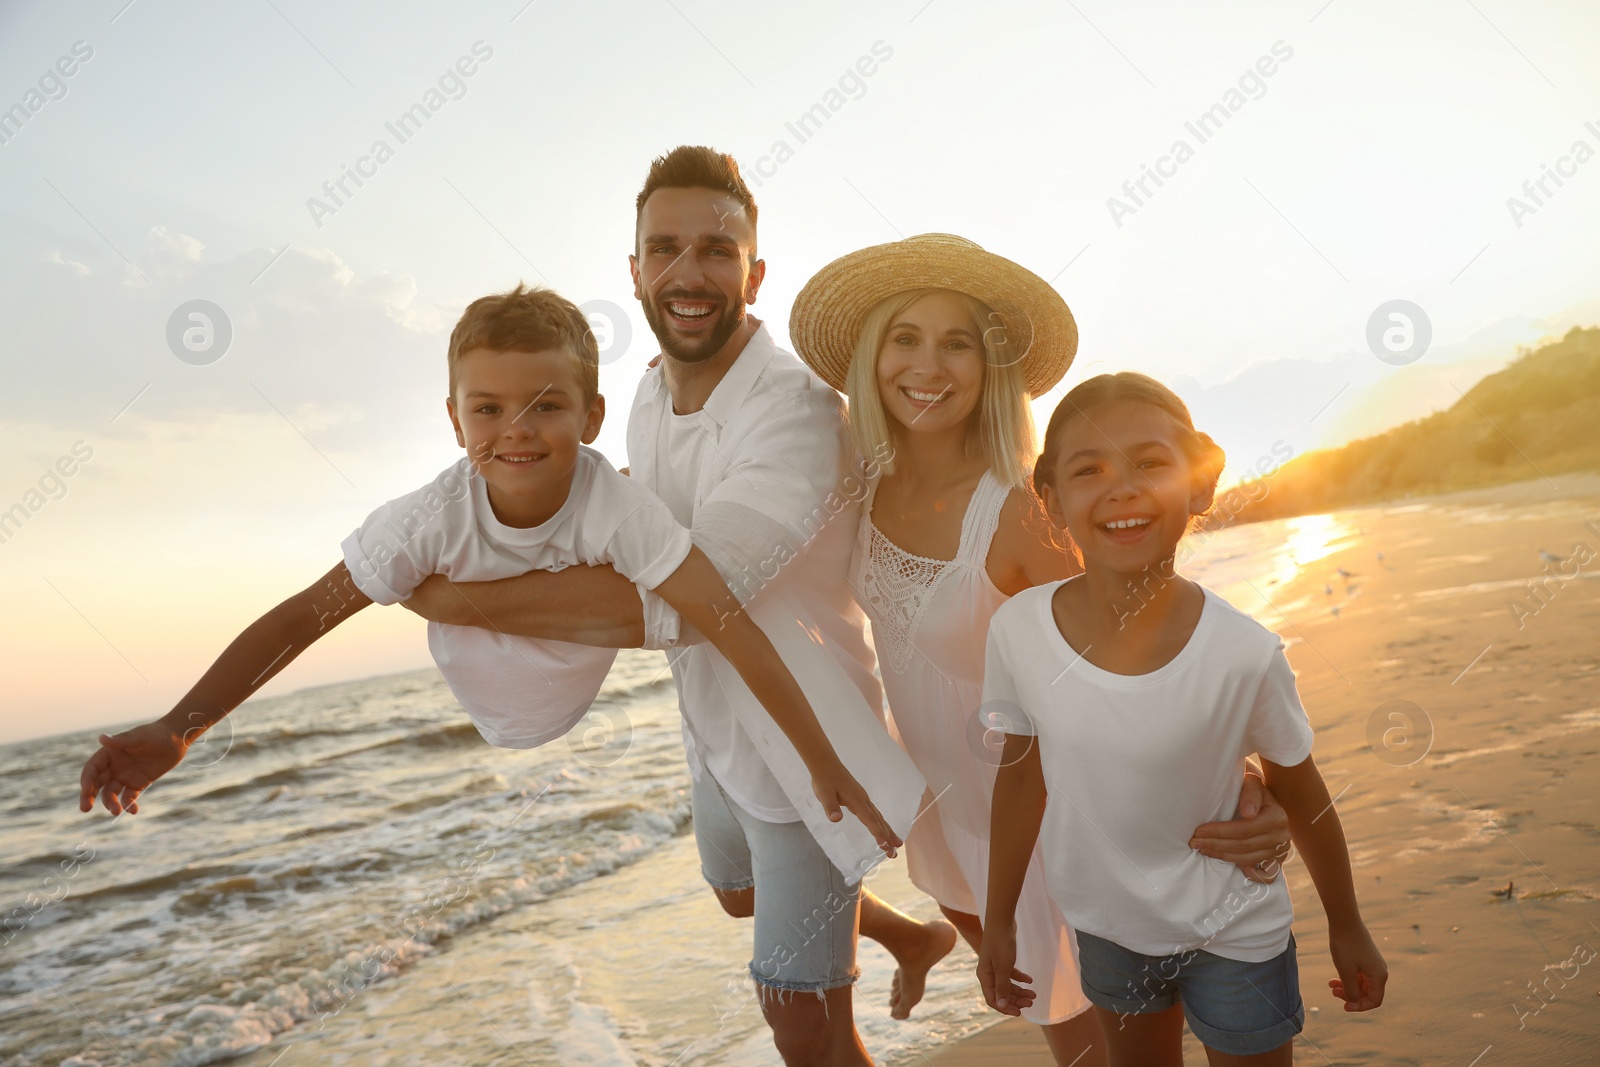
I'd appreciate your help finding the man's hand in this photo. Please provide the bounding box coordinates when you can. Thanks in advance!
[811,761,902,858]
[1189,769,1293,883]
[398,573,468,625]
[976,923,1035,1016]
[397,567,647,646]
[79,720,191,815]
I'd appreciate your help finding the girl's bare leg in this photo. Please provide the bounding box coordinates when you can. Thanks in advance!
[1204,1040,1292,1066]
[1094,1004,1185,1067]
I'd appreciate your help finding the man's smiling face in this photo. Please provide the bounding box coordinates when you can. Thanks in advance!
[630,185,764,364]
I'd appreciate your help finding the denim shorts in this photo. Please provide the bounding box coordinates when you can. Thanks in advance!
[692,768,861,996]
[1075,929,1305,1056]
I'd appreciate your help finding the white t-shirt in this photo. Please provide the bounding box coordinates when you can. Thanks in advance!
[627,324,913,832]
[342,446,693,749]
[984,578,1316,963]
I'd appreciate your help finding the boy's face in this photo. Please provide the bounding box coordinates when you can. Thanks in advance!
[446,347,604,506]
[1040,400,1213,576]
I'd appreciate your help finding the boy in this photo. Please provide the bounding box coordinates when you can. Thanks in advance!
[78,284,900,858]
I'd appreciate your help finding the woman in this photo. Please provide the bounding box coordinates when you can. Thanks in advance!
[789,234,1292,1064]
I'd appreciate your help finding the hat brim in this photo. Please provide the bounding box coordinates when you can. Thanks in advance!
[789,234,1077,397]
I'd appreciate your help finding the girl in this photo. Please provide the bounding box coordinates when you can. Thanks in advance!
[977,373,1387,1065]
[790,236,1297,1065]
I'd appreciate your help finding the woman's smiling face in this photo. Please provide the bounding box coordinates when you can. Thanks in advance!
[874,290,986,437]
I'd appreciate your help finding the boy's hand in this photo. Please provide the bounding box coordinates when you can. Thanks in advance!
[976,923,1035,1015]
[1328,923,1387,1011]
[79,720,191,815]
[811,762,902,858]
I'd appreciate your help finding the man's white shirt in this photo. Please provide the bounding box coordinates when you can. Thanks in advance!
[628,323,925,876]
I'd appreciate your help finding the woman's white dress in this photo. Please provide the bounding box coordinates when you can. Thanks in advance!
[850,469,1090,1025]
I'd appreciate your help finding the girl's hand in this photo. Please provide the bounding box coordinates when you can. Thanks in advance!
[976,924,1035,1015]
[1328,924,1388,1011]
[811,763,901,857]
[78,720,191,815]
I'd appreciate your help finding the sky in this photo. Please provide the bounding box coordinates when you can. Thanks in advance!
[2,0,1599,742]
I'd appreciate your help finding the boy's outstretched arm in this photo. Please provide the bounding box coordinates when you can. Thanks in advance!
[651,546,902,857]
[978,733,1044,1017]
[1262,754,1388,1011]
[78,561,372,815]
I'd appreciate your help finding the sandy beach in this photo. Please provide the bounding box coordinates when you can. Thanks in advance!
[931,472,1600,1065]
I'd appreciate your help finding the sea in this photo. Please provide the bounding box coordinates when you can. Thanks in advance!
[0,513,1362,1067]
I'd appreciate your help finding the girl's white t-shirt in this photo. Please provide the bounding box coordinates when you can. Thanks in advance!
[341,446,692,749]
[984,578,1315,963]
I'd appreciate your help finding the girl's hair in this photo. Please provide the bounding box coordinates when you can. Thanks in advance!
[1032,372,1226,510]
[844,288,1035,489]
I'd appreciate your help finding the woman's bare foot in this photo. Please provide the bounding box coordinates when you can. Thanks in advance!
[888,918,958,1019]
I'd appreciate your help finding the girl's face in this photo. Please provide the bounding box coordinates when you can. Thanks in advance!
[874,290,986,436]
[1040,399,1213,576]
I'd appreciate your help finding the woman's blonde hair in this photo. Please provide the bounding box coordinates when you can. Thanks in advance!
[844,288,1036,488]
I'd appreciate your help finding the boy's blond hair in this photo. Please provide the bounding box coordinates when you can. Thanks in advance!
[844,288,1036,489]
[447,284,600,402]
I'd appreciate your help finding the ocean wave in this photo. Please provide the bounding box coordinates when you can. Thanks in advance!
[320,719,485,761]
[52,799,693,1067]
[191,766,316,804]
[66,861,257,907]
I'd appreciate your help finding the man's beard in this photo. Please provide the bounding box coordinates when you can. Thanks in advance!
[641,289,745,364]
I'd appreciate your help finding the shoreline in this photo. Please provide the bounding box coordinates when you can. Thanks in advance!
[1218,469,1600,531]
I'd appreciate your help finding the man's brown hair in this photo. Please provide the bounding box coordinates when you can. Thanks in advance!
[634,145,758,259]
[446,283,599,402]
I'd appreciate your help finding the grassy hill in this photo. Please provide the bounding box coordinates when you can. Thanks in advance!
[1222,325,1600,525]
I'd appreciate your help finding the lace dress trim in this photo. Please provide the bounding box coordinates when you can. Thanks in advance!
[860,524,954,675]
[858,470,1006,675]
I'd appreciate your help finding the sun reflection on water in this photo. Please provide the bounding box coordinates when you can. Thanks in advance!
[1185,512,1359,621]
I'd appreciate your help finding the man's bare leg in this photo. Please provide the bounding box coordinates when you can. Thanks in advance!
[761,982,873,1067]
[713,886,957,1020]
[857,891,957,1020]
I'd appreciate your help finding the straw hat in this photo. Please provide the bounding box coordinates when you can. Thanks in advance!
[789,233,1077,397]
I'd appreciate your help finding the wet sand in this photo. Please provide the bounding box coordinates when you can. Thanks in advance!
[930,474,1600,1066]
